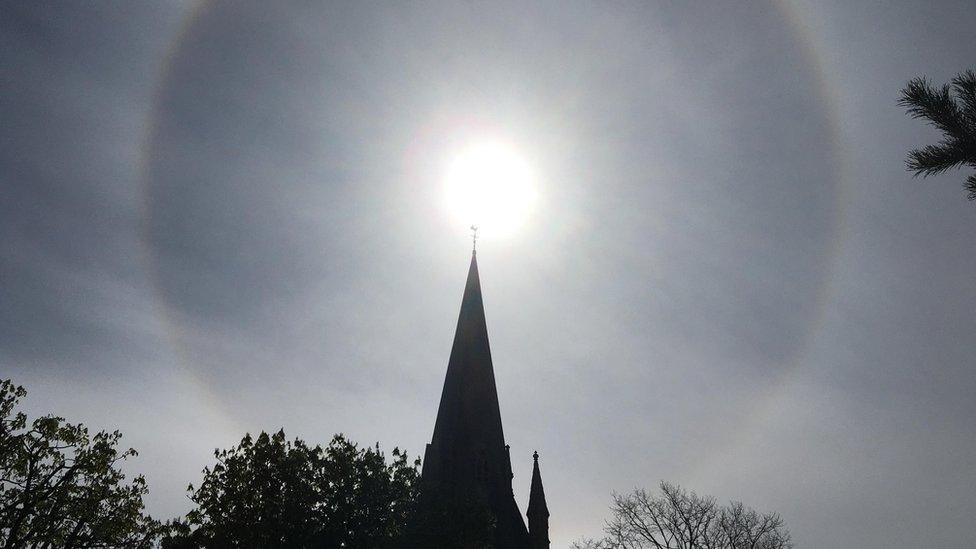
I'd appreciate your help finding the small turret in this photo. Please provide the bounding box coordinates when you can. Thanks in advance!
[527,451,550,549]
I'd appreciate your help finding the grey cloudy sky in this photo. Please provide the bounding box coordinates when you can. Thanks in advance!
[2,1,974,547]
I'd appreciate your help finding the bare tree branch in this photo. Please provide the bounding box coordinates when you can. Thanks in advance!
[577,482,792,549]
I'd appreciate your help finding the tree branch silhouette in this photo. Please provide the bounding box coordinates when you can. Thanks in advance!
[899,70,976,200]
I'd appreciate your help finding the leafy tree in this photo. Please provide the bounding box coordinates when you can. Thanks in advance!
[162,430,420,548]
[899,70,976,200]
[573,481,792,549]
[0,379,161,548]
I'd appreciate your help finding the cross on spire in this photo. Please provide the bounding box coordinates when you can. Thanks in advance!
[470,225,479,254]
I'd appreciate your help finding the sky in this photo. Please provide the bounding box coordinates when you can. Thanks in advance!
[1,1,974,547]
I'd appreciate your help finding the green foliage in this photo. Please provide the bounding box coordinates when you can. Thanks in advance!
[899,69,976,200]
[0,379,161,548]
[162,430,420,548]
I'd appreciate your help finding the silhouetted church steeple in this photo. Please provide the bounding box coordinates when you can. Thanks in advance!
[527,451,550,549]
[418,250,549,549]
[427,251,507,463]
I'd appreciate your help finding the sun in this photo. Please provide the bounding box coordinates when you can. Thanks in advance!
[444,141,537,239]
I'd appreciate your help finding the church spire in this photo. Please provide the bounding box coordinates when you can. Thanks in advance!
[420,251,530,547]
[527,451,550,549]
[427,250,506,453]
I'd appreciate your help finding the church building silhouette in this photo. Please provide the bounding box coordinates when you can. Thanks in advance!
[417,250,550,549]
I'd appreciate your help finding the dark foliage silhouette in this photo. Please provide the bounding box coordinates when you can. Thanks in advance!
[0,379,162,548]
[899,70,976,200]
[573,482,792,549]
[162,430,420,549]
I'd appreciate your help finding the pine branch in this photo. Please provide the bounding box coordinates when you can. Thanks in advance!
[906,140,970,176]
[899,77,967,139]
[952,70,976,125]
[900,70,976,203]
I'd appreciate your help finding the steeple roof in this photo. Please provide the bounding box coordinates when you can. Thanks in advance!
[420,251,530,547]
[429,251,506,452]
[527,451,549,518]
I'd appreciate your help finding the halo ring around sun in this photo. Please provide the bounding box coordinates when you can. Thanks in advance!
[138,0,848,444]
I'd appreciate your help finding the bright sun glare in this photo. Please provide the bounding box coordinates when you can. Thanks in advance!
[444,141,537,239]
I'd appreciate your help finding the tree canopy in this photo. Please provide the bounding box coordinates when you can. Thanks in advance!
[1,377,427,548]
[574,481,792,549]
[162,430,420,549]
[0,379,161,548]
[3,378,796,548]
[899,69,976,200]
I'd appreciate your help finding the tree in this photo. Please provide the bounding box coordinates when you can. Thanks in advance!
[573,482,792,549]
[162,430,420,548]
[899,70,976,200]
[0,379,162,548]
